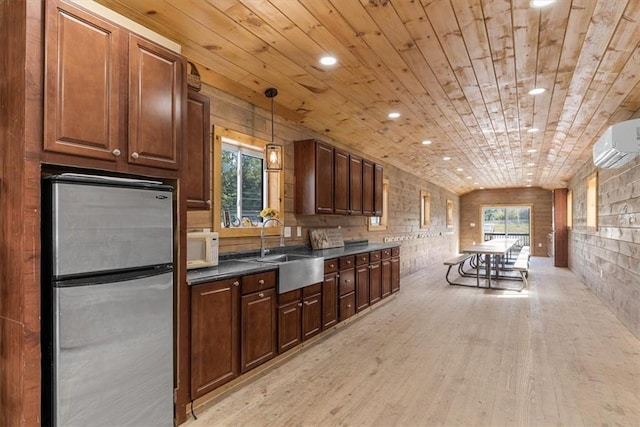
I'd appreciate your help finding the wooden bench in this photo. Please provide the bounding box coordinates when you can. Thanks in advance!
[511,246,530,290]
[444,254,475,286]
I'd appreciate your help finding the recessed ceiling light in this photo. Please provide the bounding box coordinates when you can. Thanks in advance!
[526,184,533,187]
[319,56,337,66]
[474,182,479,185]
[422,140,432,145]
[527,179,533,182]
[443,156,451,161]
[480,186,485,189]
[530,0,556,8]
[388,112,401,119]
[456,167,463,172]
[527,148,537,153]
[527,162,536,166]
[528,88,546,95]
[527,172,534,176]
[527,127,540,133]
[466,176,472,180]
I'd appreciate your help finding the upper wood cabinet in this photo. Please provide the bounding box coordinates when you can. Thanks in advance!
[334,148,350,215]
[43,1,183,174]
[127,34,182,170]
[295,139,334,215]
[295,139,383,216]
[185,91,211,210]
[349,155,363,215]
[362,160,375,216]
[44,1,121,162]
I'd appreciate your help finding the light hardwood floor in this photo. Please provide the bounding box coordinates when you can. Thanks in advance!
[185,257,640,426]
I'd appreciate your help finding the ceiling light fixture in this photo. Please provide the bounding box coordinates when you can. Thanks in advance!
[527,127,540,133]
[422,140,432,145]
[528,87,546,95]
[530,0,556,8]
[443,156,451,161]
[527,148,537,153]
[527,162,536,166]
[456,167,463,172]
[388,112,401,119]
[319,55,337,66]
[265,87,283,172]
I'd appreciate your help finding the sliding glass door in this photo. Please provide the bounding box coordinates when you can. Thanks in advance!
[482,206,531,247]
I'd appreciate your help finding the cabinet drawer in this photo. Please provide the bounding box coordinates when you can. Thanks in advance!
[381,248,392,260]
[392,247,400,257]
[324,258,338,274]
[303,283,322,297]
[339,292,356,321]
[338,268,355,296]
[278,289,302,305]
[242,271,276,295]
[369,251,381,262]
[355,252,369,266]
[339,255,355,269]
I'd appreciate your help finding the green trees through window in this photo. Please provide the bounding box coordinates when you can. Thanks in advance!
[221,143,264,225]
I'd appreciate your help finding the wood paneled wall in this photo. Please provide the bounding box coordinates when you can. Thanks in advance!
[186,83,459,276]
[459,187,553,257]
[568,157,640,339]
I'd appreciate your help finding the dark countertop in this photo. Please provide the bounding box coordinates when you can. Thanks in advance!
[187,241,400,286]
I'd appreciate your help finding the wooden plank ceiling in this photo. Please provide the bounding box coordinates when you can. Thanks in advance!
[95,0,640,194]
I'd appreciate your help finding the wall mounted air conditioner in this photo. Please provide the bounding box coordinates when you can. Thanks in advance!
[593,118,640,168]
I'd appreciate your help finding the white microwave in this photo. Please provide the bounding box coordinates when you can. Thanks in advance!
[187,231,219,270]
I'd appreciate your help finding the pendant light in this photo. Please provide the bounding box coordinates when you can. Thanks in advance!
[265,87,283,172]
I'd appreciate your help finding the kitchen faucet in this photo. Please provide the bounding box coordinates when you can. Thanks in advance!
[260,217,284,258]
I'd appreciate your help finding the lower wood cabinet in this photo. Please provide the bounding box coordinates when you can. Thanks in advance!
[369,251,382,305]
[355,253,370,312]
[322,259,339,329]
[338,256,356,321]
[381,248,392,299]
[240,271,277,373]
[301,284,322,340]
[190,277,240,399]
[391,247,400,293]
[278,289,302,353]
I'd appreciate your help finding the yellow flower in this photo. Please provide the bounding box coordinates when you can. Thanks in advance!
[260,208,279,218]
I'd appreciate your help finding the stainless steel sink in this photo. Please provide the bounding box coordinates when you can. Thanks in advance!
[240,253,324,293]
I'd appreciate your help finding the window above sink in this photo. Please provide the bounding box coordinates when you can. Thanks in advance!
[212,126,284,239]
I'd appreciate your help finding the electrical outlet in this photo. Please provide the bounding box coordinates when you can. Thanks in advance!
[284,226,291,238]
[538,242,542,247]
[600,269,603,278]
[296,226,301,237]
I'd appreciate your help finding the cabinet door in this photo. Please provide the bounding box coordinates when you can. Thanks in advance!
[277,300,301,353]
[338,267,355,296]
[322,272,338,329]
[186,91,211,210]
[374,163,384,216]
[391,256,400,293]
[355,264,370,312]
[128,34,183,170]
[190,278,239,398]
[241,288,277,373]
[334,149,350,215]
[315,142,334,214]
[369,261,382,304]
[44,1,121,162]
[349,155,363,215]
[381,259,392,298]
[339,292,356,321]
[302,292,322,340]
[362,160,374,216]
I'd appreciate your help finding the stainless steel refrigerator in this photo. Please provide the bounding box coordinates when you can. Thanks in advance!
[41,174,174,426]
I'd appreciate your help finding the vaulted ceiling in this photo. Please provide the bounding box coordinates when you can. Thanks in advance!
[95,0,640,195]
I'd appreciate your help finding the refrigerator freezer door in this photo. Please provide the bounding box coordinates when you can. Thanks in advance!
[49,179,173,277]
[53,271,173,426]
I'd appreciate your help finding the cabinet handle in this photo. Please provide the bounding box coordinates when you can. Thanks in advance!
[298,302,303,307]
[258,279,265,285]
[112,148,121,157]
[206,200,211,206]
[233,281,239,287]
[259,292,265,298]
[131,152,139,159]
[345,279,351,284]
[347,304,352,308]
[305,299,318,305]
[330,264,335,269]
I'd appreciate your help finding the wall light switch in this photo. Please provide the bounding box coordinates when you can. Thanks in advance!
[296,226,302,237]
[284,226,291,238]
[470,222,475,227]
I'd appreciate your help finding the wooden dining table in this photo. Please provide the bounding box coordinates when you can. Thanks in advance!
[461,238,521,289]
